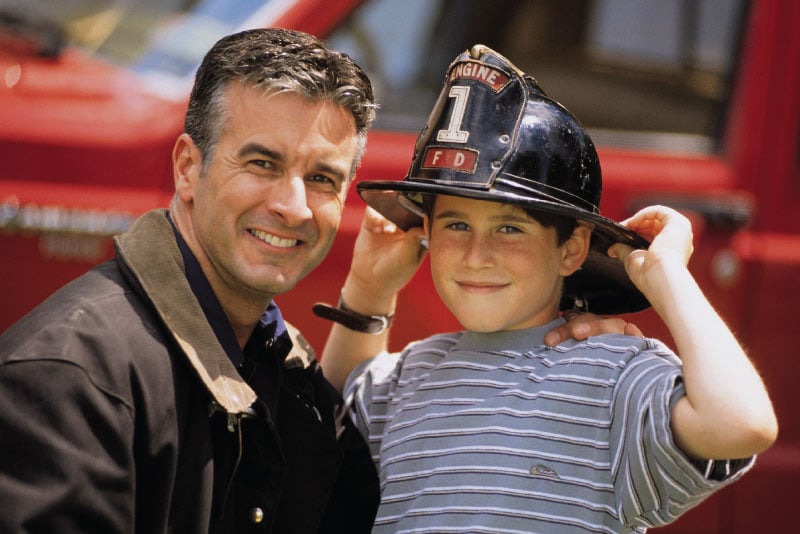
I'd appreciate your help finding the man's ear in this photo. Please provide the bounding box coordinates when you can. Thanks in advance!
[560,223,592,276]
[173,133,202,203]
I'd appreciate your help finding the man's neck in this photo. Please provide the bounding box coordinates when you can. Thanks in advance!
[213,287,270,349]
[168,208,270,349]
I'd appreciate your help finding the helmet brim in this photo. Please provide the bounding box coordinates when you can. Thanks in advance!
[358,180,651,314]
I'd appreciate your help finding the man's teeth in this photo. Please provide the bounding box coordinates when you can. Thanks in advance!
[250,229,297,248]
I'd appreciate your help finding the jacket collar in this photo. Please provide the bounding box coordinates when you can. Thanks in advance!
[114,209,316,413]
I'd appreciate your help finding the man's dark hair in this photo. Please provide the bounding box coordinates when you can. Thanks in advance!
[184,28,377,175]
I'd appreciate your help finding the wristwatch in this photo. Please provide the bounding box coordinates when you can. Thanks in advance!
[312,295,394,334]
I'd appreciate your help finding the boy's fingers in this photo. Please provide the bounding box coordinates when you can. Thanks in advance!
[608,242,635,261]
[362,207,397,233]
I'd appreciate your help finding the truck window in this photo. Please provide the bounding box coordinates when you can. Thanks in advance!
[1,0,278,98]
[329,0,748,154]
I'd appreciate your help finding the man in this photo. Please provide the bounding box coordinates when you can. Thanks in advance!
[0,29,633,533]
[0,28,378,533]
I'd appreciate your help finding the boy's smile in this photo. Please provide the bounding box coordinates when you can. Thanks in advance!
[426,195,588,332]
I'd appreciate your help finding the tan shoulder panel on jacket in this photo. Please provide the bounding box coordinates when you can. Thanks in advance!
[283,321,317,370]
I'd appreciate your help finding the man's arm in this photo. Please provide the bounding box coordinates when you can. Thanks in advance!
[609,205,778,459]
[0,360,135,532]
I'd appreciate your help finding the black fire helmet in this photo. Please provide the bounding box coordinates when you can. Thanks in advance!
[357,44,651,314]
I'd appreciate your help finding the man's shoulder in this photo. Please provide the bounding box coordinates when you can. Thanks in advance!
[283,321,317,369]
[0,259,157,365]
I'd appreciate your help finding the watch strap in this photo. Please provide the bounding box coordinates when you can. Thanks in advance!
[312,297,393,334]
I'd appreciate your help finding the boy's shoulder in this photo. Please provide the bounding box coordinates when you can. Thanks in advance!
[552,333,675,363]
[399,330,464,360]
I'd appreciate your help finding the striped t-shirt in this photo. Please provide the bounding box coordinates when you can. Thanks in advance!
[345,318,753,533]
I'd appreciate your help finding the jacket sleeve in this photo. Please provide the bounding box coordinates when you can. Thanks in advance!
[0,358,136,533]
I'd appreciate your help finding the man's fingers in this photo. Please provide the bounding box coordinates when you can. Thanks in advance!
[573,317,628,339]
[624,321,644,337]
[544,314,634,347]
[544,324,571,347]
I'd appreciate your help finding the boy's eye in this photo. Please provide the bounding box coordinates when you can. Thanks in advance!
[445,221,470,231]
[499,225,523,234]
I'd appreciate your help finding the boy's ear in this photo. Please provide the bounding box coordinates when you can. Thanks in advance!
[560,223,592,276]
[173,133,202,203]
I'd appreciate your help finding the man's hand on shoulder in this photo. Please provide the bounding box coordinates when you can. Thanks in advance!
[544,313,643,347]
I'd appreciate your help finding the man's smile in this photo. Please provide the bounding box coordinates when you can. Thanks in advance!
[248,228,300,248]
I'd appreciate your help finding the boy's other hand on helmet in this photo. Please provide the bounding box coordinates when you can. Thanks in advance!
[608,205,694,298]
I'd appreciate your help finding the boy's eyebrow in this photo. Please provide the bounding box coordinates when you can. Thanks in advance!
[434,208,533,223]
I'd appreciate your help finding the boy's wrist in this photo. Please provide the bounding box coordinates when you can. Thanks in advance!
[340,279,398,317]
[312,293,394,334]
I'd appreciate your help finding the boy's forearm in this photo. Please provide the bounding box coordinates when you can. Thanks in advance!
[648,262,778,459]
[319,279,397,394]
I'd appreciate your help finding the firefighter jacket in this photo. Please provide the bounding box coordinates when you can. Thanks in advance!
[0,209,378,533]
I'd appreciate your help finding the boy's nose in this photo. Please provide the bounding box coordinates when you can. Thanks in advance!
[463,233,492,268]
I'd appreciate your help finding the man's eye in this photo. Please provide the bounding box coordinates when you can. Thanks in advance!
[250,159,274,169]
[308,174,340,190]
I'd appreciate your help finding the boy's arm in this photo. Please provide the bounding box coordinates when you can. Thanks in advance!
[609,205,778,460]
[320,208,427,393]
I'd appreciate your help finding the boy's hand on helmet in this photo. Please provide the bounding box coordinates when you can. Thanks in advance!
[608,205,694,294]
[346,207,427,302]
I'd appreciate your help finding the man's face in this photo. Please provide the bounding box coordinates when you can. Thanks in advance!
[427,195,572,332]
[177,83,359,306]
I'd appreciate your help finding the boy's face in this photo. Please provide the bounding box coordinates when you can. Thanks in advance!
[426,195,589,332]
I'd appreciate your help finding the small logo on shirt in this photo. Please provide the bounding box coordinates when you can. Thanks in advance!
[529,464,560,480]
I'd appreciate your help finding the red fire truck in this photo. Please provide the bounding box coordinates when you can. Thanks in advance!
[0,1,797,531]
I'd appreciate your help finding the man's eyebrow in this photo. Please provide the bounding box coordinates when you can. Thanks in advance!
[237,142,347,183]
[316,162,348,184]
[238,143,283,162]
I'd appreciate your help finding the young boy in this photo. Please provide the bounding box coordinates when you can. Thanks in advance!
[317,45,777,533]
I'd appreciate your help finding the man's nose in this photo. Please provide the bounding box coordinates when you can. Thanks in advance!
[269,175,313,226]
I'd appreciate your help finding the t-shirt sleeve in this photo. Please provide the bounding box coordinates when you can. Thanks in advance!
[611,343,755,529]
[344,350,404,463]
